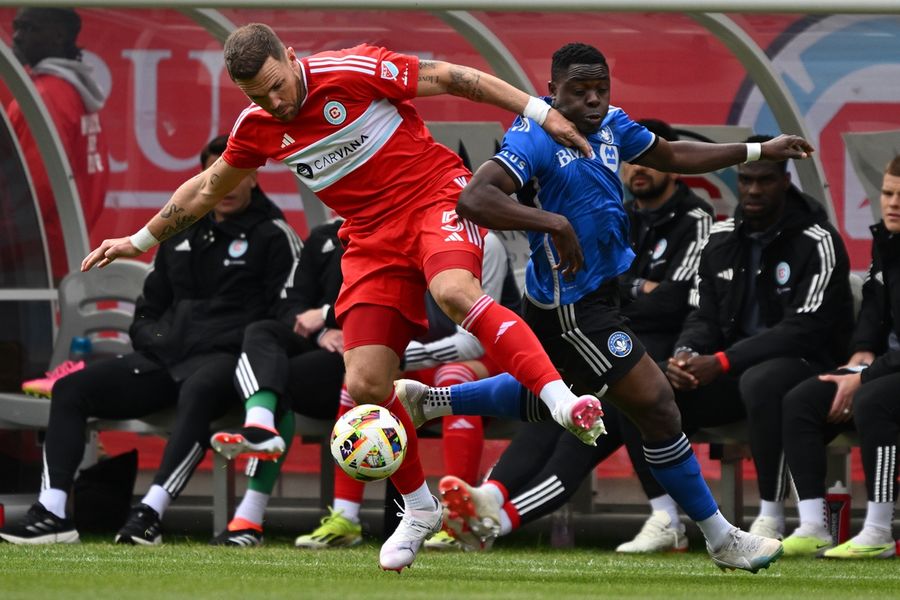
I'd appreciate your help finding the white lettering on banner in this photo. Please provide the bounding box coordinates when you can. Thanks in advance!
[121,49,224,171]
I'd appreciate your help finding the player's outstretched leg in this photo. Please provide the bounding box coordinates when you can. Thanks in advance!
[394,375,605,444]
[454,292,606,444]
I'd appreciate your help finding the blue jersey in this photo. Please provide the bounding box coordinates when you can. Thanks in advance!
[492,104,655,307]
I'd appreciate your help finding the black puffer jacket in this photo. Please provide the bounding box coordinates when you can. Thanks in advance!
[129,190,302,378]
[620,181,714,335]
[853,221,900,383]
[676,186,854,373]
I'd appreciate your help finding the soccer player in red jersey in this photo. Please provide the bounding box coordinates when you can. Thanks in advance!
[82,23,604,571]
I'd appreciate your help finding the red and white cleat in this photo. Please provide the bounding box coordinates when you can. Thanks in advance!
[438,475,499,551]
[210,425,285,461]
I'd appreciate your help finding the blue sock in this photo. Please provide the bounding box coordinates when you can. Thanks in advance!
[645,433,718,522]
[451,373,531,420]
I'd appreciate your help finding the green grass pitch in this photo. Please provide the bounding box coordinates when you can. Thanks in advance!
[1,541,897,599]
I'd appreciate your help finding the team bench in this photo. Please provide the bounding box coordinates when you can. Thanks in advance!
[0,261,862,534]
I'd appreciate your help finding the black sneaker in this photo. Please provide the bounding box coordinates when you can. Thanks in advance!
[210,527,263,547]
[210,425,285,461]
[115,504,162,545]
[0,503,79,545]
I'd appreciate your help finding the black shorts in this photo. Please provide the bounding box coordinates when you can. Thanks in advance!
[523,280,645,396]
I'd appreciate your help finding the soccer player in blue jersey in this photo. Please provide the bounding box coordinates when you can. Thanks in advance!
[396,42,816,572]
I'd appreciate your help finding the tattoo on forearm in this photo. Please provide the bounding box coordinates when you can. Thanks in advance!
[157,202,198,241]
[447,66,484,102]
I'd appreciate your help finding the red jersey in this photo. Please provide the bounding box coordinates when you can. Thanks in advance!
[222,45,469,233]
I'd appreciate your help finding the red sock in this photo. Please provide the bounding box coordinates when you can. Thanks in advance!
[503,501,521,530]
[461,295,559,395]
[436,363,483,485]
[382,391,425,494]
[334,387,364,504]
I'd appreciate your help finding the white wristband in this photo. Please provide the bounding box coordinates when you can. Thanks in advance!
[321,304,331,322]
[129,226,159,252]
[523,96,551,126]
[744,142,762,163]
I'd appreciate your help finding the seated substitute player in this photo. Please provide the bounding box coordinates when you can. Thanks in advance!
[81,23,606,572]
[395,42,819,572]
[0,135,301,545]
[779,156,900,559]
[294,231,518,551]
[431,118,716,552]
[210,218,347,546]
[654,138,852,543]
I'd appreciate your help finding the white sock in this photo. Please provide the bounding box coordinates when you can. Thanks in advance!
[245,406,275,430]
[758,499,785,521]
[141,484,172,517]
[649,494,681,529]
[38,488,68,520]
[333,498,361,524]
[797,498,828,530]
[482,482,505,508]
[697,510,734,551]
[423,387,454,421]
[402,481,436,512]
[234,489,270,527]
[538,380,575,413]
[499,508,513,536]
[862,501,894,534]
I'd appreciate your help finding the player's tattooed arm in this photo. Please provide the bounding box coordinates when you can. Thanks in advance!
[418,60,441,87]
[415,60,485,103]
[157,201,199,240]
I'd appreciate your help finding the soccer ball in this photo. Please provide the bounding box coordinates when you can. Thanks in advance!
[330,404,407,482]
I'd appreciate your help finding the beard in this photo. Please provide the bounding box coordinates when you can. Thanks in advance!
[628,178,669,201]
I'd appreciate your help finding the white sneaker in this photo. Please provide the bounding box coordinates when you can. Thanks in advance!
[438,475,500,551]
[708,527,784,573]
[379,497,442,572]
[616,511,688,553]
[393,379,430,429]
[551,395,606,446]
[748,515,784,541]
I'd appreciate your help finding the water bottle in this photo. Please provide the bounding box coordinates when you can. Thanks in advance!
[825,480,851,545]
[550,504,574,548]
[69,336,93,363]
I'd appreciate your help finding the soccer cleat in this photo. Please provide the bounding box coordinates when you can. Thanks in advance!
[115,504,162,545]
[294,508,362,549]
[379,497,443,572]
[210,425,285,461]
[438,475,500,551]
[20,360,85,398]
[707,527,783,573]
[0,503,79,545]
[551,395,606,446]
[210,518,263,547]
[424,529,462,551]
[393,378,430,429]
[822,528,896,559]
[782,524,833,556]
[748,515,784,541]
[616,511,688,553]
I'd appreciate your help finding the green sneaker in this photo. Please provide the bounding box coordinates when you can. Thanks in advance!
[782,525,833,556]
[424,529,461,551]
[294,508,362,549]
[822,539,896,559]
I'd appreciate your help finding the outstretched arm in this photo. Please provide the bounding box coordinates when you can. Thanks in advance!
[415,60,592,159]
[82,158,255,270]
[457,161,584,277]
[637,134,814,174]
